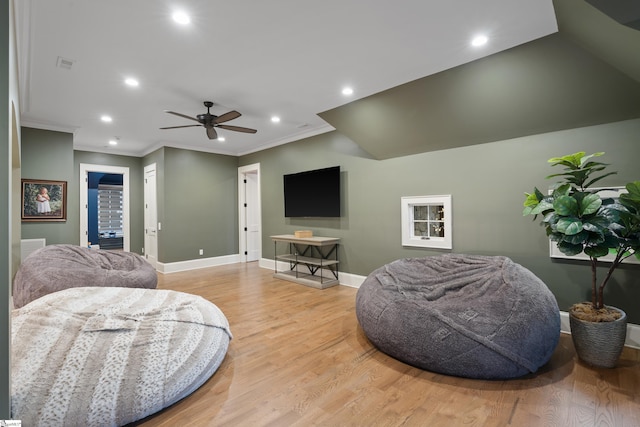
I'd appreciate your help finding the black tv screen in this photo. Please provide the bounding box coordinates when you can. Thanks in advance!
[284,166,340,217]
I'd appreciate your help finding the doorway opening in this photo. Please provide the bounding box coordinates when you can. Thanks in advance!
[88,172,124,250]
[80,164,130,251]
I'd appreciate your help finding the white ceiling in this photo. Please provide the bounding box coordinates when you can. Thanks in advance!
[15,0,558,157]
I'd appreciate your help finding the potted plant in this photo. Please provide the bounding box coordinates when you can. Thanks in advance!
[523,151,640,368]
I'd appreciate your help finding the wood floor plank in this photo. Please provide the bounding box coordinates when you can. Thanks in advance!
[131,262,640,427]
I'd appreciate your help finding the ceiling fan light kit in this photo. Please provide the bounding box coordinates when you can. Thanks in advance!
[160,101,257,140]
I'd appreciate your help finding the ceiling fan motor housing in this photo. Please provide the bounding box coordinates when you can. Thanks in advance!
[197,113,215,124]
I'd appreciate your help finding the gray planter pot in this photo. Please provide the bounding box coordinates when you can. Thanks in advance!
[569,306,627,368]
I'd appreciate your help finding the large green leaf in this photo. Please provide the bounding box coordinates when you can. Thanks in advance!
[582,221,605,233]
[548,152,587,168]
[543,211,558,225]
[580,193,602,215]
[566,230,589,245]
[530,201,554,215]
[557,217,583,235]
[621,181,640,204]
[549,231,564,242]
[523,192,540,208]
[585,230,606,245]
[551,183,571,198]
[626,180,640,196]
[553,195,578,216]
[578,152,605,167]
[557,241,584,256]
[585,245,609,258]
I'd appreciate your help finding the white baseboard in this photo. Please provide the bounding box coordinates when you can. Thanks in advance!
[157,254,241,274]
[335,271,366,288]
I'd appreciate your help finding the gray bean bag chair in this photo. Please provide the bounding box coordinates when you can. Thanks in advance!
[356,254,560,379]
[13,244,157,308]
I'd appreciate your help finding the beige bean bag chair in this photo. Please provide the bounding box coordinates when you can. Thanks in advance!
[12,286,232,426]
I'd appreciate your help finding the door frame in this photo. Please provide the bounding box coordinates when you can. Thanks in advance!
[79,163,130,252]
[238,163,261,262]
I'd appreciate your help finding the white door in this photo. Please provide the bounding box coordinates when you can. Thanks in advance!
[238,163,261,263]
[144,164,158,268]
[245,171,260,262]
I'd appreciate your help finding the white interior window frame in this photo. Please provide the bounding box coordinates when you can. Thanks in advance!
[401,195,452,249]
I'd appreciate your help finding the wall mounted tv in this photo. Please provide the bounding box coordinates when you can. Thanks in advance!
[284,166,341,217]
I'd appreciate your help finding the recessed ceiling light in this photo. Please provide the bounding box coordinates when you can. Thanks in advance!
[342,87,354,96]
[124,77,139,87]
[271,116,281,123]
[101,115,112,123]
[217,136,226,142]
[471,35,488,47]
[108,139,118,146]
[172,11,190,25]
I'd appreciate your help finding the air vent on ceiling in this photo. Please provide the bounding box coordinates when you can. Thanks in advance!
[56,56,75,70]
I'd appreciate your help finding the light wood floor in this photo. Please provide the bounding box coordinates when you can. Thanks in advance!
[132,262,640,427]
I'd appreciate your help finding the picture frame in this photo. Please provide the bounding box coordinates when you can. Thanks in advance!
[21,179,67,222]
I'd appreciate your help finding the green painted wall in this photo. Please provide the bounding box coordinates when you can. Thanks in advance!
[159,147,239,263]
[73,150,145,254]
[20,131,147,254]
[19,136,241,265]
[21,128,77,245]
[240,118,640,324]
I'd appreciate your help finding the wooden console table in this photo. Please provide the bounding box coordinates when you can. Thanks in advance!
[271,235,340,289]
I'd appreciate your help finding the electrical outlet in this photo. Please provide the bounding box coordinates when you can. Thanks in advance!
[199,249,203,256]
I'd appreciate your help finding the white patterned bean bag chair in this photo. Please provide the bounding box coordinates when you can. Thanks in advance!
[356,254,560,379]
[11,287,232,426]
[13,244,158,308]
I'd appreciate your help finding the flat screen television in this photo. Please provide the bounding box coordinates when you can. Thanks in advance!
[284,166,340,217]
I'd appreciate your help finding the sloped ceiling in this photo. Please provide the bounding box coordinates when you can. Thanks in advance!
[556,0,640,83]
[319,0,640,160]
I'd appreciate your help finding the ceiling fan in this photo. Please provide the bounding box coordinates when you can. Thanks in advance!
[160,101,257,140]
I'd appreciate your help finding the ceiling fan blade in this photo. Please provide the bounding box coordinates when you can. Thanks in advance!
[213,110,241,124]
[216,124,257,134]
[206,126,218,140]
[165,110,201,123]
[160,124,203,129]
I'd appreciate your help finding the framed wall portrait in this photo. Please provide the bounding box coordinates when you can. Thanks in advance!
[21,179,67,222]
